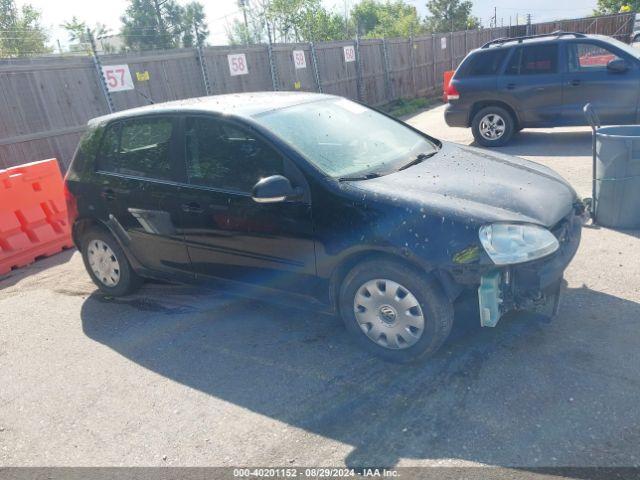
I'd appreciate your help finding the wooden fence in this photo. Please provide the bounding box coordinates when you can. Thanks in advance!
[0,12,634,170]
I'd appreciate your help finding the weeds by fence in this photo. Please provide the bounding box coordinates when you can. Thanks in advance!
[0,12,634,170]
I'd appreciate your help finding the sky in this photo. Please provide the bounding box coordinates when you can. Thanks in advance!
[16,0,599,50]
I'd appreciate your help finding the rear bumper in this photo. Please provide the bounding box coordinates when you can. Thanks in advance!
[444,104,469,127]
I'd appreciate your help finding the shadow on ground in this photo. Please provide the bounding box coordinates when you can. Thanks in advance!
[474,130,593,158]
[80,282,640,471]
[0,248,75,290]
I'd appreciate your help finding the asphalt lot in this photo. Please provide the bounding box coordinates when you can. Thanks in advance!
[1,104,640,469]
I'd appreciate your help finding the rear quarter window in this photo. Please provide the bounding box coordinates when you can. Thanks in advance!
[457,49,509,77]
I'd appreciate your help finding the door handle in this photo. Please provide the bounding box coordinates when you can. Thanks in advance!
[181,201,204,214]
[569,79,581,86]
[506,83,516,90]
[535,86,546,92]
[101,188,116,201]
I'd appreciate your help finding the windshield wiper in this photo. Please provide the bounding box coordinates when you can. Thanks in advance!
[398,152,435,171]
[338,172,382,181]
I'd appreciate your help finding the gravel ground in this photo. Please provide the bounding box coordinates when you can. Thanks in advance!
[1,105,639,469]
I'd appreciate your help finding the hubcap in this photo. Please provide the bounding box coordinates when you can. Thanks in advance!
[353,279,425,350]
[479,113,506,140]
[87,239,120,287]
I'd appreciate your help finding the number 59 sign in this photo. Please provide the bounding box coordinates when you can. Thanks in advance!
[228,53,249,76]
[102,64,134,92]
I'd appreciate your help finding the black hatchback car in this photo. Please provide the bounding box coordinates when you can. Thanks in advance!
[65,92,583,362]
[445,32,640,146]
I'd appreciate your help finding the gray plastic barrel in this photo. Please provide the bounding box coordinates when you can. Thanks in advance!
[594,125,640,228]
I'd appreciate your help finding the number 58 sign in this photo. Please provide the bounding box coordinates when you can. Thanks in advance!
[102,64,134,92]
[228,53,249,76]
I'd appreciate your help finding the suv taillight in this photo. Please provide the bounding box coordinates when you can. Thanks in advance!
[445,82,460,102]
[64,182,78,226]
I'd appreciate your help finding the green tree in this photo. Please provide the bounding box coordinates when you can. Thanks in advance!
[182,2,208,46]
[351,0,422,37]
[0,0,49,57]
[424,0,479,33]
[594,0,637,14]
[61,17,109,52]
[120,0,208,50]
[267,0,343,42]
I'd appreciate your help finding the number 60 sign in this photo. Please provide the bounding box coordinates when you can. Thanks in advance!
[101,64,134,92]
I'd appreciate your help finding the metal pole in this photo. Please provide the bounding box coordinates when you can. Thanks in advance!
[88,28,114,114]
[267,42,278,91]
[381,38,393,102]
[195,22,212,96]
[354,36,363,101]
[408,35,416,97]
[432,34,437,93]
[310,42,322,93]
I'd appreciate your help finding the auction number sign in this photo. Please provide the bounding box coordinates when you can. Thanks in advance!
[228,53,249,76]
[102,64,134,92]
[343,45,356,63]
[292,50,306,69]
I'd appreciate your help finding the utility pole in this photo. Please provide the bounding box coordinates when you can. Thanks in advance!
[238,0,249,45]
[152,0,169,48]
[344,0,349,38]
[494,7,497,28]
[526,13,532,35]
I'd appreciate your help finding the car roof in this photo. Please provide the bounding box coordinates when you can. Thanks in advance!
[478,32,608,51]
[88,91,336,127]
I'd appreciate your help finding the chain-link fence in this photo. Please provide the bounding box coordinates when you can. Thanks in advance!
[0,12,634,170]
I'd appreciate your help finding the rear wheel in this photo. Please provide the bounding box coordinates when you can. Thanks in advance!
[81,227,141,296]
[339,259,453,363]
[471,106,515,147]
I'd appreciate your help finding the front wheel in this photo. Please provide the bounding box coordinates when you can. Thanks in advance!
[339,259,453,363]
[471,106,515,147]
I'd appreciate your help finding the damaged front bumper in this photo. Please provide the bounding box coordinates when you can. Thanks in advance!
[477,213,582,327]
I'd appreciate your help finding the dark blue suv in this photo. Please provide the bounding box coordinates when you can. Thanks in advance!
[444,32,640,146]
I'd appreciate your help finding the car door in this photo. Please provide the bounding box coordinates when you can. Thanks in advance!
[178,114,317,296]
[562,40,639,125]
[94,115,191,276]
[497,43,563,126]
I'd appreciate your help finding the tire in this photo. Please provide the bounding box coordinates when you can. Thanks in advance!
[81,227,141,296]
[471,105,515,147]
[339,259,453,363]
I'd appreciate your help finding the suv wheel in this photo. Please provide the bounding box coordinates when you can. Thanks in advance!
[339,259,453,363]
[471,106,515,147]
[81,227,141,296]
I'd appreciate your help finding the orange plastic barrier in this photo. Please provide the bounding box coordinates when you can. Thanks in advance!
[0,159,73,275]
[443,70,454,102]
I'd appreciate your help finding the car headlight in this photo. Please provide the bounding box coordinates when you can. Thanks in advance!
[479,223,559,265]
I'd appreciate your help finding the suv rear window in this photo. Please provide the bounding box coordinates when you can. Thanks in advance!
[457,49,508,77]
[96,117,174,180]
[505,44,558,75]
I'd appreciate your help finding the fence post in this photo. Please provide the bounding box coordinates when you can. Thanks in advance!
[431,34,437,94]
[408,36,417,97]
[381,38,393,102]
[195,39,212,96]
[267,42,279,91]
[355,36,363,101]
[450,31,454,70]
[310,42,323,93]
[87,28,114,114]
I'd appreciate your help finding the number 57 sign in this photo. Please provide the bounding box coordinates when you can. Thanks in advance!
[102,64,135,92]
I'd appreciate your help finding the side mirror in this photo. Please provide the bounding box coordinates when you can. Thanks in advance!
[252,175,302,204]
[607,58,628,73]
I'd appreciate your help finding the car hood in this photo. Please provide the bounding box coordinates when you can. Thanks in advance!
[348,142,578,228]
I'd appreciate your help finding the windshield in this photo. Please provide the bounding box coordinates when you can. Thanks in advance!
[253,98,438,178]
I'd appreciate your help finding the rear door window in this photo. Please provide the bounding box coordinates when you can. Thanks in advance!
[96,116,175,181]
[458,49,509,77]
[505,44,558,75]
